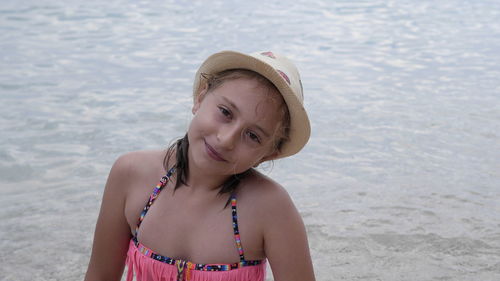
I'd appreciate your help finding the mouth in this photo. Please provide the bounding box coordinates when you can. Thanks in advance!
[204,139,227,162]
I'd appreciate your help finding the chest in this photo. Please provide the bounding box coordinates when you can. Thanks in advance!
[125,186,256,264]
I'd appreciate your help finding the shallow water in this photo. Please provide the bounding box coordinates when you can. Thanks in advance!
[1,0,499,280]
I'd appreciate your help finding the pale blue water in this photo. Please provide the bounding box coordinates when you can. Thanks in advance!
[1,1,499,280]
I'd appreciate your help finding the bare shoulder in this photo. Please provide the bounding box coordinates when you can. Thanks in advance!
[237,170,298,222]
[106,150,165,196]
[112,150,166,176]
[109,150,166,189]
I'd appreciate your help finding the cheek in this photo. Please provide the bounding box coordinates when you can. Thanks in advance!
[189,107,216,134]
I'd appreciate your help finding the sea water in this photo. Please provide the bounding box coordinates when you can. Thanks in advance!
[1,0,499,280]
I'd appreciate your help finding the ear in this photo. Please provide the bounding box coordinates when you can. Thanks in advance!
[192,86,208,114]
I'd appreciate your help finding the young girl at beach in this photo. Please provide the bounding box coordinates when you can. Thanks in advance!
[84,51,315,281]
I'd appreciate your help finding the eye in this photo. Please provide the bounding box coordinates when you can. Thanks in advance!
[218,106,231,118]
[246,131,261,143]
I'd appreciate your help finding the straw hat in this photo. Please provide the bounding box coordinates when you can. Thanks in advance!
[193,50,311,159]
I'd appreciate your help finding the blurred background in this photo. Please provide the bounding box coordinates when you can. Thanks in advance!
[1,0,499,280]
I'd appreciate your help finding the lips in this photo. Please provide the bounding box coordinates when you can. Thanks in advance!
[204,140,227,162]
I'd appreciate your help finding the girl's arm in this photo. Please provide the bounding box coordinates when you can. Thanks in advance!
[84,156,134,281]
[263,187,316,281]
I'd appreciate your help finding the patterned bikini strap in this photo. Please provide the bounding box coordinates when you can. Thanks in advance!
[230,193,247,262]
[135,167,176,236]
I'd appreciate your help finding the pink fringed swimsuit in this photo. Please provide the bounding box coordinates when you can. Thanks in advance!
[126,168,266,281]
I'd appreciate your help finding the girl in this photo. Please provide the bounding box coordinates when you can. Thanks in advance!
[84,51,315,281]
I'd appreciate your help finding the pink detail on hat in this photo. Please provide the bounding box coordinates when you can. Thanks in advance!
[260,51,276,59]
[277,69,291,85]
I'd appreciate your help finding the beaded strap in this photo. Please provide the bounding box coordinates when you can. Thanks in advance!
[230,194,245,262]
[135,167,175,237]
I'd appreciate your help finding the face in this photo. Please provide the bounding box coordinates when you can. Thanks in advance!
[187,77,284,176]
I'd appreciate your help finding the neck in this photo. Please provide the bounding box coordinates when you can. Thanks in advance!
[182,147,231,192]
[186,168,228,192]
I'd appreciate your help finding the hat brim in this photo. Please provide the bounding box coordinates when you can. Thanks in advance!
[193,50,310,159]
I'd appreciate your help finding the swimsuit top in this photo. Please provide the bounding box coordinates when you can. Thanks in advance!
[125,168,266,281]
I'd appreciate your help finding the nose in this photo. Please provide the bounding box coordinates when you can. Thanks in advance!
[217,124,240,150]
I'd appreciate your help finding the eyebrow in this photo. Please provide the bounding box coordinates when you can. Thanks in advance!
[220,96,271,138]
